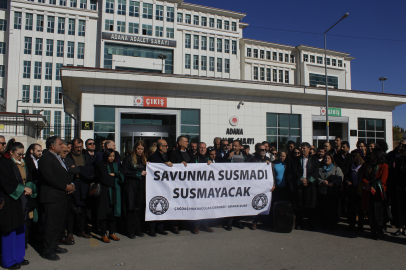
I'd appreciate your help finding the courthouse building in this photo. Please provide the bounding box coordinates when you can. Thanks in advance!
[1,0,405,152]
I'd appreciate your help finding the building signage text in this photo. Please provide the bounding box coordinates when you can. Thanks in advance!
[102,32,177,48]
[134,96,167,108]
[320,107,342,117]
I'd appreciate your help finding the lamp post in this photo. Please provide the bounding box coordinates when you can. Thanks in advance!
[324,13,349,143]
[379,77,387,93]
[158,54,167,74]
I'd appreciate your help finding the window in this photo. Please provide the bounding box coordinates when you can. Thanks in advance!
[260,67,265,80]
[35,38,43,55]
[155,26,163,37]
[46,39,53,56]
[193,35,199,49]
[57,40,64,57]
[279,70,283,82]
[247,48,251,57]
[310,55,315,63]
[0,20,6,31]
[193,55,198,70]
[43,111,51,139]
[166,27,173,38]
[47,16,54,33]
[285,70,289,84]
[0,0,7,8]
[253,67,258,80]
[55,87,62,104]
[117,21,125,32]
[44,86,51,104]
[209,18,214,27]
[65,113,72,140]
[209,37,214,51]
[201,36,207,50]
[58,18,65,34]
[185,54,190,69]
[193,15,199,25]
[201,56,207,71]
[303,54,308,62]
[54,111,62,137]
[260,50,264,59]
[24,37,32,54]
[0,88,3,98]
[142,3,152,19]
[22,86,30,103]
[70,0,77,7]
[266,68,271,81]
[266,113,301,150]
[209,57,214,71]
[309,73,338,89]
[25,13,33,30]
[325,58,330,65]
[14,12,22,29]
[317,56,322,64]
[216,39,222,53]
[33,86,41,103]
[142,24,152,36]
[232,41,237,54]
[129,23,139,34]
[278,53,283,61]
[156,5,163,21]
[217,58,222,72]
[224,21,229,30]
[49,0,56,4]
[177,13,183,23]
[225,59,230,73]
[34,62,41,79]
[36,15,44,31]
[23,61,31,78]
[290,55,295,63]
[358,118,386,144]
[272,52,277,60]
[225,40,229,53]
[332,59,337,66]
[106,0,114,13]
[45,63,52,80]
[266,51,271,60]
[68,19,75,35]
[129,1,139,17]
[77,43,84,59]
[90,0,97,10]
[166,7,174,22]
[232,22,236,31]
[253,49,258,58]
[67,41,74,58]
[21,109,29,114]
[285,54,288,62]
[78,20,85,36]
[185,34,191,48]
[105,19,114,31]
[272,69,277,82]
[0,42,4,54]
[338,60,343,67]
[56,63,62,80]
[117,0,126,15]
[217,19,222,29]
[185,14,191,24]
[201,17,207,26]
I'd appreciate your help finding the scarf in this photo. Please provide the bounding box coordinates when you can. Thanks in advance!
[366,162,379,182]
[351,163,362,185]
[71,151,84,167]
[322,164,334,179]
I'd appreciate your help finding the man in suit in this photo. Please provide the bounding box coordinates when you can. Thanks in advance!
[216,140,229,163]
[39,136,75,261]
[95,140,121,165]
[24,144,43,184]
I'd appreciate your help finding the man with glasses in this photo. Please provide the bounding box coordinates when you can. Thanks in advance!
[324,142,332,155]
[85,139,96,160]
[216,140,229,162]
[0,135,6,157]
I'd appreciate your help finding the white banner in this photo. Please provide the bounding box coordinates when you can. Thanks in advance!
[145,162,274,221]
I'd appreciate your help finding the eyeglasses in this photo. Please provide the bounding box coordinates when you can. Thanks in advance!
[294,152,300,155]
[16,153,24,156]
[161,145,169,148]
[87,143,95,146]
[0,142,6,146]
[259,149,266,152]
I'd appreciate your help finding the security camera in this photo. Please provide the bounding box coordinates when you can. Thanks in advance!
[241,101,244,105]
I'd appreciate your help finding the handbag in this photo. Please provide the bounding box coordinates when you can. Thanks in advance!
[89,182,101,197]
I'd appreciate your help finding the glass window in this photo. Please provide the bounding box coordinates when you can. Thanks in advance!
[217,19,222,29]
[317,56,322,64]
[47,16,54,33]
[35,38,43,55]
[272,52,277,60]
[285,70,289,84]
[278,53,283,61]
[44,86,51,104]
[193,55,198,70]
[54,111,62,137]
[303,54,308,62]
[77,43,84,59]
[253,49,258,58]
[193,15,199,25]
[14,12,22,29]
[25,13,33,30]
[185,54,190,69]
[154,26,162,37]
[95,106,115,123]
[45,62,52,80]
[338,60,343,67]
[326,58,330,65]
[260,50,264,59]
[266,51,271,60]
[24,37,32,54]
[209,18,214,27]
[129,23,139,34]
[23,61,31,78]
[193,35,199,49]
[36,15,44,31]
[185,14,191,24]
[0,20,6,31]
[68,19,75,35]
[310,55,315,63]
[33,86,41,103]
[247,48,251,57]
[225,59,230,73]
[0,0,7,9]
[267,113,301,150]
[266,68,271,81]
[166,7,174,22]
[201,56,207,71]
[70,0,77,7]
[181,109,199,125]
[232,22,237,31]
[201,36,207,50]
[78,20,85,36]
[358,118,386,144]
[142,3,153,19]
[177,13,183,23]
[90,0,97,10]
[209,57,214,71]
[57,40,64,57]
[106,0,114,13]
[185,34,191,48]
[117,0,126,15]
[34,62,41,79]
[67,41,74,58]
[156,5,163,21]
[117,21,125,32]
[279,70,283,83]
[43,111,51,139]
[65,113,72,140]
[22,85,30,103]
[232,41,237,54]
[56,63,62,80]
[0,88,3,98]
[253,67,258,80]
[201,17,207,26]
[129,1,139,17]
[332,59,337,66]
[217,58,222,72]
[105,19,114,31]
[284,54,289,62]
[272,69,277,82]
[46,39,53,56]
[225,39,229,53]
[49,0,56,4]
[55,87,62,104]
[309,73,338,89]
[209,37,214,52]
[58,17,65,34]
[260,67,265,80]
[166,27,173,38]
[224,21,229,30]
[0,42,4,54]
[142,24,152,36]
[290,55,295,63]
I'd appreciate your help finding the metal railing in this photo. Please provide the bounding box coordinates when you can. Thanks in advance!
[0,114,39,138]
[41,125,74,141]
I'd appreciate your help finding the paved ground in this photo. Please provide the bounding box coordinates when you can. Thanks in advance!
[22,222,406,270]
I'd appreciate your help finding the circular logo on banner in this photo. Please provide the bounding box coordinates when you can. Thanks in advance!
[134,96,144,107]
[252,194,268,210]
[229,115,239,126]
[149,196,169,215]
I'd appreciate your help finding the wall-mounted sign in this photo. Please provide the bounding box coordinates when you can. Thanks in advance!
[81,121,94,131]
[102,32,177,47]
[229,115,239,126]
[350,130,357,137]
[221,137,255,145]
[320,107,342,117]
[134,96,167,108]
[226,128,243,135]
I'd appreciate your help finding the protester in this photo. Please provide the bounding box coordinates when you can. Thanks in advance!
[324,142,332,155]
[85,139,96,161]
[333,138,342,155]
[0,135,6,156]
[213,137,221,151]
[317,148,325,163]
[271,150,289,224]
[357,140,367,156]
[216,140,229,161]
[391,145,406,237]
[195,142,208,163]
[242,145,250,157]
[226,140,245,163]
[287,141,296,154]
[148,146,157,156]
[190,141,198,157]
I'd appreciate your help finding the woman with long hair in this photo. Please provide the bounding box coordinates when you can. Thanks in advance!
[95,148,124,243]
[122,140,148,239]
[0,139,32,269]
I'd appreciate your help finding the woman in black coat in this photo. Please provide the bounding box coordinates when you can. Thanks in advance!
[95,149,124,243]
[122,140,147,239]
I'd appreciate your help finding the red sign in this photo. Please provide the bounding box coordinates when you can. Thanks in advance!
[144,97,167,108]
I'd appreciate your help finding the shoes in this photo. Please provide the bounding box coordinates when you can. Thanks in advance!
[203,226,214,233]
[391,229,405,237]
[66,233,75,244]
[109,234,120,241]
[6,263,21,269]
[54,247,68,254]
[216,225,222,228]
[102,235,110,243]
[135,232,145,237]
[157,229,168,235]
[226,220,232,231]
[357,226,364,232]
[294,226,301,230]
[128,234,136,239]
[78,231,91,239]
[369,233,378,240]
[148,229,157,237]
[250,223,257,230]
[59,238,75,246]
[308,225,316,231]
[345,226,355,232]
[20,260,29,266]
[192,226,199,234]
[236,221,244,229]
[172,227,180,234]
[41,252,60,261]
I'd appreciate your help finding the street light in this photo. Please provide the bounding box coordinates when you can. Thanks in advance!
[324,12,349,143]
[379,77,387,93]
[158,54,167,74]
[15,99,30,135]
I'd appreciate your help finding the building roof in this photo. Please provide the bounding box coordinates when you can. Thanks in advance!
[242,38,296,50]
[179,2,246,19]
[296,45,353,59]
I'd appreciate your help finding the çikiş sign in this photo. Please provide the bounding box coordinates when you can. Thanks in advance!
[320,107,342,117]
[102,32,177,47]
[134,96,167,108]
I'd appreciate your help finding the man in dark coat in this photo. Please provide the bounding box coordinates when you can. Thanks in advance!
[24,143,42,184]
[216,140,229,163]
[39,136,75,261]
[95,140,121,165]
[291,142,320,230]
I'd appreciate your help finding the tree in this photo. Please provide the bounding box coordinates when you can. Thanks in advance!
[393,125,404,141]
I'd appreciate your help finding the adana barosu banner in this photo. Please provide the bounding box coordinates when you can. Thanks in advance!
[145,163,274,221]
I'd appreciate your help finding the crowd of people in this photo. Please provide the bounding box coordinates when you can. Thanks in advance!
[0,133,405,269]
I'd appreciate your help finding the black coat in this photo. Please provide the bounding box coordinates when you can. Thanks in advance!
[122,156,145,211]
[0,154,26,233]
[148,151,169,163]
[291,155,320,209]
[247,153,271,163]
[24,155,39,184]
[169,149,194,164]
[334,153,352,182]
[38,150,72,204]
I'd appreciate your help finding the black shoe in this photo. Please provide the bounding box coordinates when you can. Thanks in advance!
[225,225,232,231]
[172,227,180,234]
[295,226,301,230]
[369,233,378,240]
[148,229,157,237]
[20,260,29,266]
[345,226,355,231]
[236,221,244,229]
[54,247,68,254]
[135,232,145,237]
[6,264,21,269]
[41,252,60,261]
[128,234,136,239]
[391,229,405,237]
[157,229,168,235]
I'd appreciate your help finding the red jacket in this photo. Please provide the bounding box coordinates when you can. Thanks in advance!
[361,163,388,212]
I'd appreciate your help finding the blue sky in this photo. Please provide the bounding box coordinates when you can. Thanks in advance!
[190,0,406,128]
